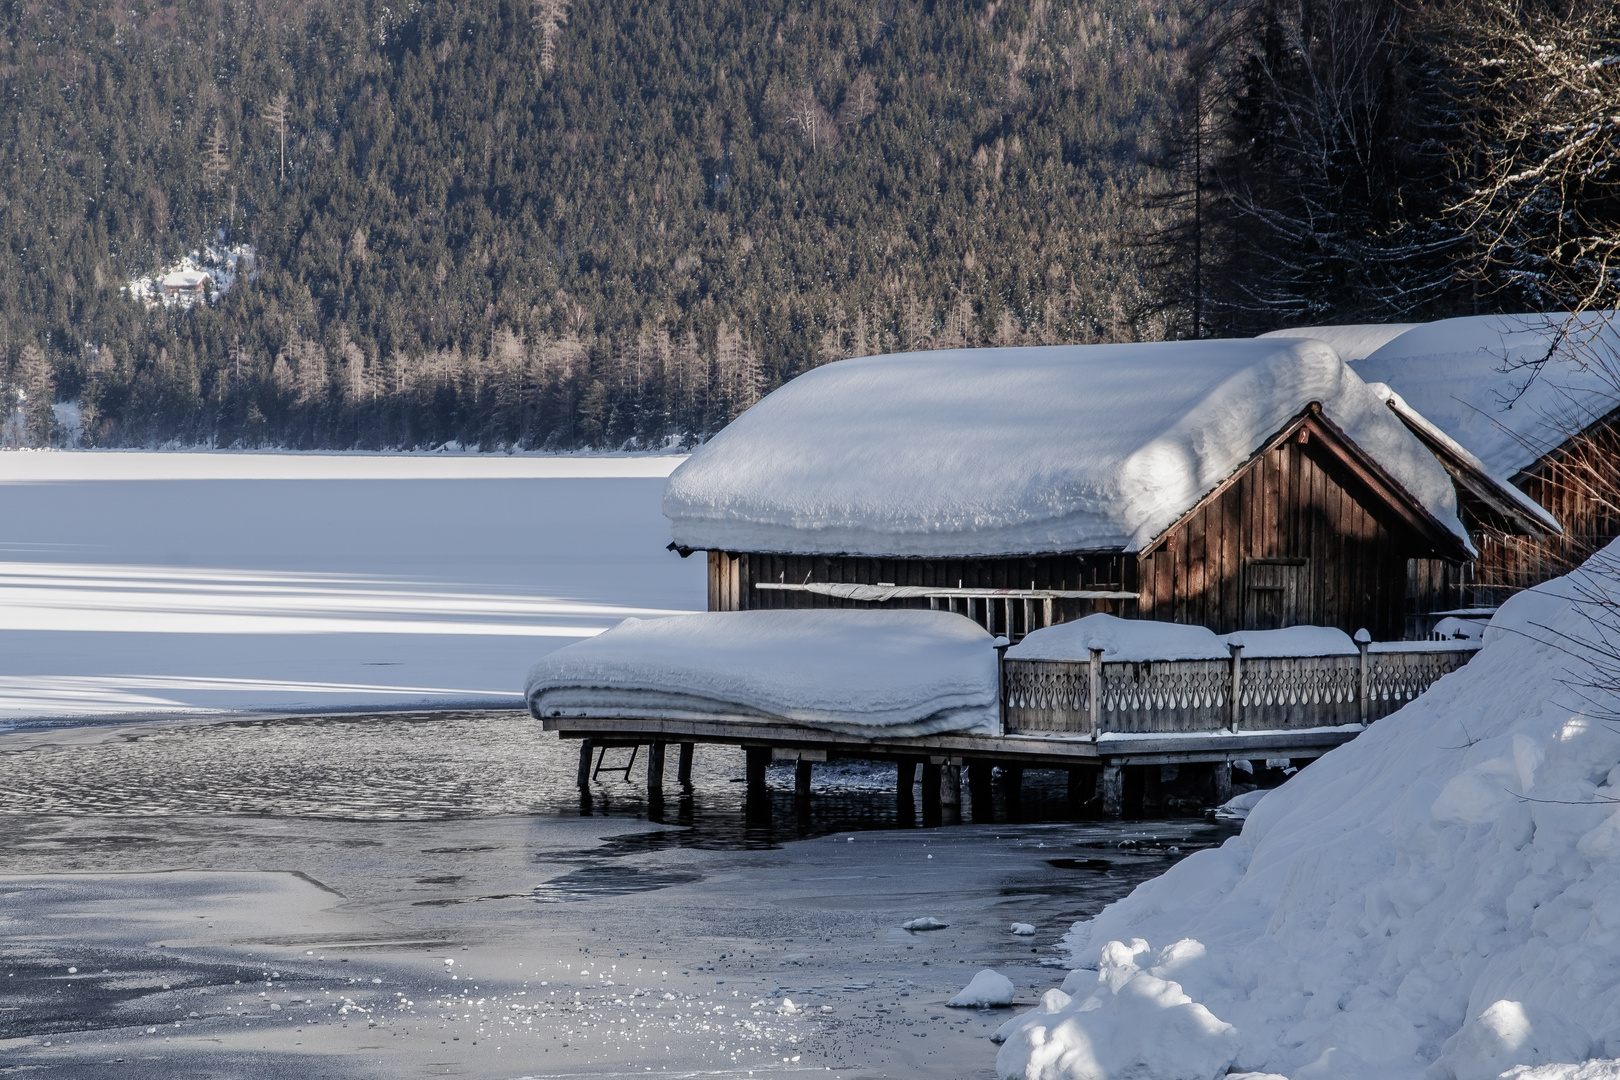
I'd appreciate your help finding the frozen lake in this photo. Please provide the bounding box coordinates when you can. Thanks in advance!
[0,711,1233,1078]
[0,451,704,724]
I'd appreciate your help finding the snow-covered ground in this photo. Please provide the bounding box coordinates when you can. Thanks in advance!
[0,451,701,725]
[995,548,1620,1080]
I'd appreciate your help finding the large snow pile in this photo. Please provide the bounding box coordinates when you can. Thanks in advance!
[664,339,1467,557]
[1347,312,1620,477]
[526,609,999,736]
[994,548,1620,1080]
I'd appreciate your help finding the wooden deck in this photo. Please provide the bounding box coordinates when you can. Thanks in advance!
[540,642,1477,818]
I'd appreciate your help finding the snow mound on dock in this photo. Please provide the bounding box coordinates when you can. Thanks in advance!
[996,545,1620,1080]
[664,339,1466,557]
[525,609,999,736]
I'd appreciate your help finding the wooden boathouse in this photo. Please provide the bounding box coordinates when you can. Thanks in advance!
[535,337,1534,818]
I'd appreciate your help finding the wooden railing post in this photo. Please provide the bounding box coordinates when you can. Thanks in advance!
[1088,647,1104,739]
[994,637,1011,735]
[1356,629,1372,726]
[1228,643,1244,733]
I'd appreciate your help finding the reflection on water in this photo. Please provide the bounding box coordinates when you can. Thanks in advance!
[0,711,1237,855]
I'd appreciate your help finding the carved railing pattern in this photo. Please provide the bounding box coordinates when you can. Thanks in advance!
[1099,661,1229,734]
[1002,645,1477,736]
[1002,662,1090,734]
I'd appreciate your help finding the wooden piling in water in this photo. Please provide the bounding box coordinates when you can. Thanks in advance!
[1101,762,1123,819]
[745,746,770,797]
[577,739,594,789]
[677,742,695,785]
[648,741,666,792]
[795,759,813,798]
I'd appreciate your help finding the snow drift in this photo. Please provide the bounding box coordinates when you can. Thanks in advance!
[996,546,1620,1080]
[525,609,999,736]
[664,339,1466,557]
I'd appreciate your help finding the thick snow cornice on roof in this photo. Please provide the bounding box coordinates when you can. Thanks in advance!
[664,339,1467,558]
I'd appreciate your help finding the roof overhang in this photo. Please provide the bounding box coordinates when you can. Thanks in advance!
[1140,403,1476,562]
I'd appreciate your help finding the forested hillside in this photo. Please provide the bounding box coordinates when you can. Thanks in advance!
[0,0,1189,449]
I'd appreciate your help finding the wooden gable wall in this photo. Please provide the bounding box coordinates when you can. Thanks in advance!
[1135,423,1444,639]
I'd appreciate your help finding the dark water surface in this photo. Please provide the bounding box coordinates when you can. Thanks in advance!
[0,709,1236,854]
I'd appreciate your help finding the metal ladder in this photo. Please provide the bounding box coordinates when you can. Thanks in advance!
[592,743,639,781]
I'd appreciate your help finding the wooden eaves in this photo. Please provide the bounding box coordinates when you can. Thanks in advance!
[1138,402,1476,563]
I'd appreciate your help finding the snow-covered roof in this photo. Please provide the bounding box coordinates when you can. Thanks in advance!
[525,609,999,737]
[1332,312,1620,477]
[1367,384,1562,534]
[161,269,211,290]
[1260,323,1417,361]
[664,340,1468,557]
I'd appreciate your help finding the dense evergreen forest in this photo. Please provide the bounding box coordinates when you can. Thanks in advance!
[0,0,1190,449]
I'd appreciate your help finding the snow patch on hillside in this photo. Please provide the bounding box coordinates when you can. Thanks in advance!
[996,546,1620,1079]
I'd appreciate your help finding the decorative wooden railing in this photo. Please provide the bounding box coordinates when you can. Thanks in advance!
[754,582,1137,641]
[1002,643,1478,737]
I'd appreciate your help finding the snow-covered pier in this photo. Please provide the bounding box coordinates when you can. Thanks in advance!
[530,612,1479,819]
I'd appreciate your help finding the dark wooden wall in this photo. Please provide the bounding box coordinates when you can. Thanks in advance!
[1405,417,1620,619]
[1135,430,1436,640]
[711,550,1135,624]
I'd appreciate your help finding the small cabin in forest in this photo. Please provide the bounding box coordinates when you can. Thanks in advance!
[1268,313,1619,614]
[663,338,1544,641]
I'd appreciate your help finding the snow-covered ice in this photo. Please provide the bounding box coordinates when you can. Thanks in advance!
[951,969,1016,1008]
[526,609,1000,736]
[664,339,1467,557]
[995,544,1620,1080]
[902,917,951,931]
[1012,923,1037,936]
[0,451,699,723]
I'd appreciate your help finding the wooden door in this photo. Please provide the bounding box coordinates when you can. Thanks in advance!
[1244,558,1308,629]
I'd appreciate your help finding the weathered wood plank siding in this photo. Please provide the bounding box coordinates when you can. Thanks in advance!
[1137,431,1433,639]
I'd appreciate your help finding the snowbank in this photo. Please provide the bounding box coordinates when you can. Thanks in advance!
[995,547,1620,1079]
[525,609,999,736]
[665,339,1466,557]
[1349,312,1620,477]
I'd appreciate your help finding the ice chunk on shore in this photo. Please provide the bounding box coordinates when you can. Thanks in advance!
[1010,923,1036,936]
[902,917,950,931]
[1213,788,1267,821]
[950,969,1016,1008]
